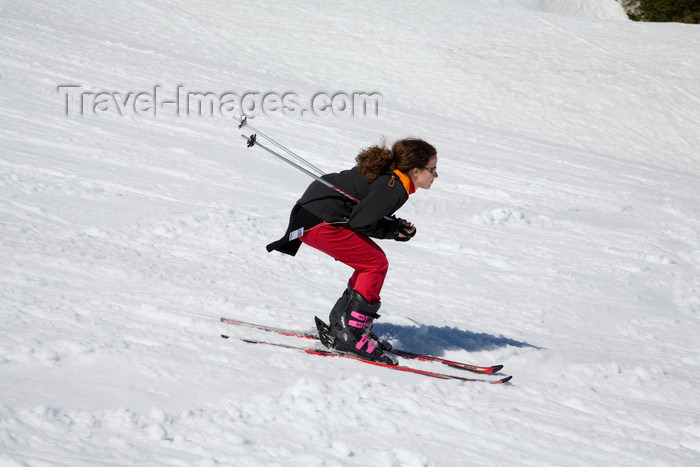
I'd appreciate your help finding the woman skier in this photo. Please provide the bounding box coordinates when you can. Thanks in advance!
[266,138,438,364]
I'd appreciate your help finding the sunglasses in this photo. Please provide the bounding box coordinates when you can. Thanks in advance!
[422,166,438,175]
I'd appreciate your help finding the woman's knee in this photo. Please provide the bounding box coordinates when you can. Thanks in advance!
[370,253,389,274]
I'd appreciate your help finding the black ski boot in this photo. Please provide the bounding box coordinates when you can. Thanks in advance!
[327,286,351,333]
[333,290,397,365]
[314,287,351,348]
[326,285,392,351]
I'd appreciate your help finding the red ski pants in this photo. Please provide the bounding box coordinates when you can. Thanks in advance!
[300,223,388,303]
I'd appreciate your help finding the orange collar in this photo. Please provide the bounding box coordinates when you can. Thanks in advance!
[392,170,415,195]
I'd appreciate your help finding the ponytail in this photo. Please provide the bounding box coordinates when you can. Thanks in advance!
[355,139,394,183]
[355,138,436,183]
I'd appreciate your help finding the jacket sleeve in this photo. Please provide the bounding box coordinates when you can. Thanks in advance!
[348,177,406,239]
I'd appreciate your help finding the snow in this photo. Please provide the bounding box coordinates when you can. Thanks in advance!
[509,0,629,20]
[2,0,700,465]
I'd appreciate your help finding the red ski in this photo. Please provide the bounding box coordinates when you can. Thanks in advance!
[221,335,512,384]
[220,317,505,375]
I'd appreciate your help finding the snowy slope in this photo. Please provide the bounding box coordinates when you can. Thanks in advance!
[2,0,700,465]
[510,0,629,20]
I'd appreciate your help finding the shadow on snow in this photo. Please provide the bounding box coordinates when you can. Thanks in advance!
[373,322,539,356]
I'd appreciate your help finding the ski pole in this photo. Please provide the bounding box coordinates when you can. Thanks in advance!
[238,117,325,177]
[240,124,395,222]
[242,134,359,203]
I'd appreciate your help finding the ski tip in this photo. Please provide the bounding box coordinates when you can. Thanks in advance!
[494,375,513,384]
[221,334,230,339]
[491,365,504,373]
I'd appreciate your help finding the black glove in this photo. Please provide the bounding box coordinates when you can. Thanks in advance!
[394,219,416,242]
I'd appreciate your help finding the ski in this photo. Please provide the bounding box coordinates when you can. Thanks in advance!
[221,335,512,384]
[220,317,504,374]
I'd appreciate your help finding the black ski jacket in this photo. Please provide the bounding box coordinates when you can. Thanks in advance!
[266,168,412,256]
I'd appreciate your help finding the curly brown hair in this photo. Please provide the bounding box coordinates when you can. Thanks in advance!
[355,138,436,183]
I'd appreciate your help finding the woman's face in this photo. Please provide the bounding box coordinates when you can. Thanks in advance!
[409,155,438,190]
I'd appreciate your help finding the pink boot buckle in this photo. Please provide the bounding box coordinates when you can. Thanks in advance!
[348,310,373,329]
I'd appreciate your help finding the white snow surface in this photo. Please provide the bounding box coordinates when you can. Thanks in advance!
[509,0,629,20]
[2,0,700,465]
